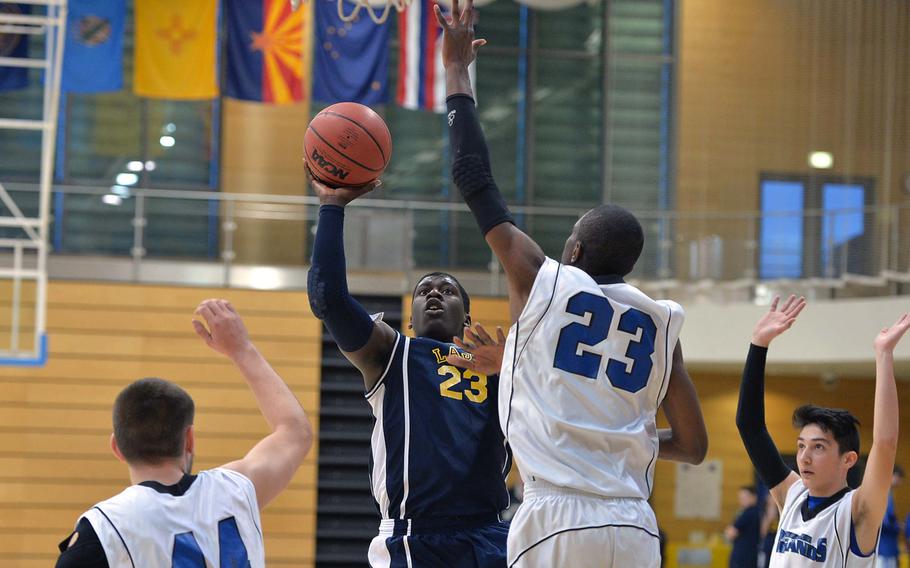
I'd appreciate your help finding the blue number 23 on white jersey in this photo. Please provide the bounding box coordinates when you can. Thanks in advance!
[553,291,657,393]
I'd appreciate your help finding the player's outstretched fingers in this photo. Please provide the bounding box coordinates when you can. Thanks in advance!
[462,0,473,23]
[789,298,807,319]
[464,327,485,347]
[769,295,780,312]
[192,319,213,345]
[473,323,494,345]
[195,301,217,324]
[495,326,506,344]
[779,294,796,313]
[446,352,475,369]
[453,335,477,351]
[433,3,449,28]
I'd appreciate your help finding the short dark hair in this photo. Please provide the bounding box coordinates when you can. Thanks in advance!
[577,204,644,277]
[792,404,860,455]
[113,377,195,464]
[414,272,470,314]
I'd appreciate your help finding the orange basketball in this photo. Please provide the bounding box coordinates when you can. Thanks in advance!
[304,102,392,187]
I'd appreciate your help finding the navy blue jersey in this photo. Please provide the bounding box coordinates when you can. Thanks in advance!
[365,332,511,519]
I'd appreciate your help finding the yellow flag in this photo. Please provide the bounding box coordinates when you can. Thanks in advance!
[134,0,218,99]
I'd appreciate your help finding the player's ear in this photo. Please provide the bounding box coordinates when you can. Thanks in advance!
[464,313,471,327]
[185,425,195,455]
[570,241,582,265]
[110,433,126,463]
[843,450,858,469]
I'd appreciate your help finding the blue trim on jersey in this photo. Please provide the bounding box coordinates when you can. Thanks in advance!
[849,523,876,558]
[93,506,135,568]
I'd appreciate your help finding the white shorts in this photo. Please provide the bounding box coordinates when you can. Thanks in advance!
[507,480,661,568]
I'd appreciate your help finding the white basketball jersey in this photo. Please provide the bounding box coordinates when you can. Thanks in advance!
[81,468,265,568]
[500,257,684,499]
[770,480,876,568]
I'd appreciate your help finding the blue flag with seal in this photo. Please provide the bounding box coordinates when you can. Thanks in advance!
[62,0,125,93]
[312,0,389,105]
[0,4,31,91]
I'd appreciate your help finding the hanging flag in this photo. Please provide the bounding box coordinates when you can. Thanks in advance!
[312,0,389,106]
[0,4,31,92]
[62,0,125,93]
[133,0,218,100]
[225,0,311,104]
[397,0,475,113]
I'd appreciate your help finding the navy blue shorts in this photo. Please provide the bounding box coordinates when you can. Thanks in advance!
[368,516,509,568]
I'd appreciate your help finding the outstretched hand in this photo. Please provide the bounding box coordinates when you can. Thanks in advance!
[446,323,507,376]
[306,164,381,207]
[193,299,254,361]
[751,295,806,348]
[434,0,486,69]
[874,313,910,355]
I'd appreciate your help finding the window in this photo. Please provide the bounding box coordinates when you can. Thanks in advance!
[759,180,804,279]
[759,175,875,279]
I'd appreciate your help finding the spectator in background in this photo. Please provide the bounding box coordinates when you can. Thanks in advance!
[878,465,904,568]
[725,486,761,568]
[758,495,778,568]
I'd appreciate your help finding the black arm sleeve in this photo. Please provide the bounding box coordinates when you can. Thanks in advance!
[307,205,375,352]
[735,343,793,489]
[446,94,514,235]
[56,517,110,568]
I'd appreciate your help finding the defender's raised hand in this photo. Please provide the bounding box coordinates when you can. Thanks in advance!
[874,313,910,355]
[447,323,507,376]
[751,295,806,348]
[434,0,486,69]
[193,299,253,360]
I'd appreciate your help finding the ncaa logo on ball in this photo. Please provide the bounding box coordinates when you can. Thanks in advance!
[310,148,349,181]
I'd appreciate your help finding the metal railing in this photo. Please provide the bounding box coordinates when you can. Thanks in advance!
[2,182,908,298]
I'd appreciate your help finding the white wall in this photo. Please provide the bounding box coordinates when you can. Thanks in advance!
[681,295,910,377]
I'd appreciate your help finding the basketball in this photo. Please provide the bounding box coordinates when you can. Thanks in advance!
[304,102,392,187]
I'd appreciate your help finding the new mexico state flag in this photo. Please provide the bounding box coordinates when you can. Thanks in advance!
[134,0,218,99]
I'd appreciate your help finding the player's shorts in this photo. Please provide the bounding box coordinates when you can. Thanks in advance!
[368,514,509,568]
[507,480,661,568]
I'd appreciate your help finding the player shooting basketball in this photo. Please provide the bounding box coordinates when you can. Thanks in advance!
[736,296,908,567]
[55,300,312,567]
[436,1,708,566]
[305,172,513,566]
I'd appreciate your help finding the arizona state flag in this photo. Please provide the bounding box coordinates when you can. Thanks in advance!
[226,0,312,104]
[133,0,218,99]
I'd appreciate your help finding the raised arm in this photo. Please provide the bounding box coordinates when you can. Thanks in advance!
[306,174,398,390]
[657,341,708,464]
[735,295,805,509]
[193,299,313,509]
[436,0,544,322]
[851,313,910,554]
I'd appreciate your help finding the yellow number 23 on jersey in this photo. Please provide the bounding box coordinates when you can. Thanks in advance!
[437,366,488,403]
